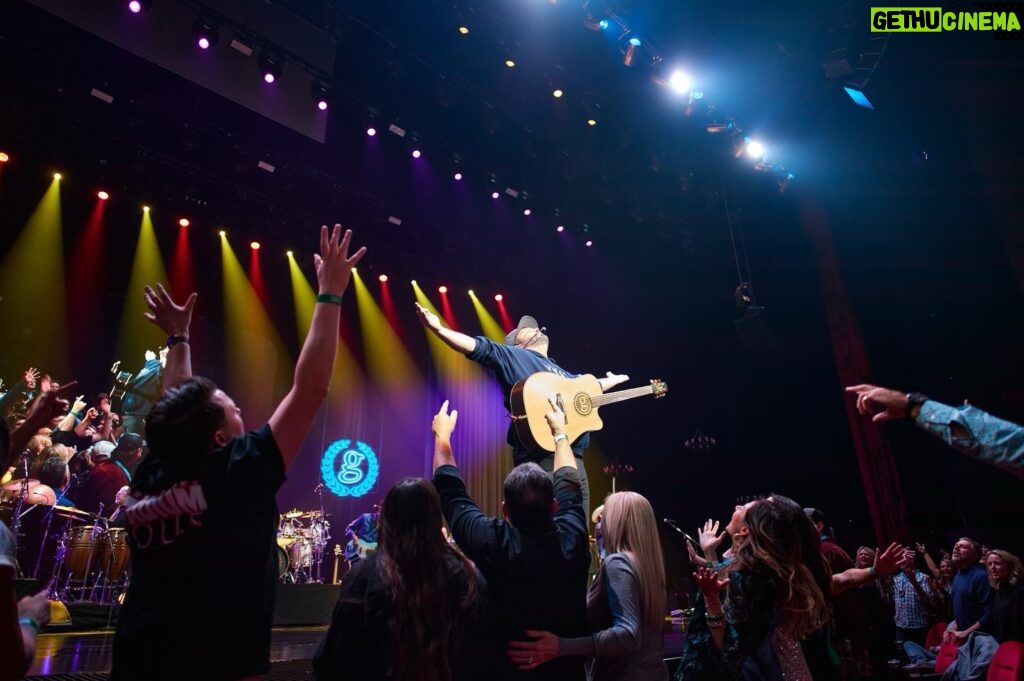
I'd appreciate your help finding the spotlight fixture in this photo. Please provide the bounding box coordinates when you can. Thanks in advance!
[178,218,190,227]
[219,230,226,236]
[311,81,330,110]
[53,172,62,180]
[366,127,377,136]
[552,89,564,98]
[97,191,110,200]
[0,152,9,163]
[250,241,261,250]
[494,294,503,302]
[491,191,499,199]
[127,0,152,14]
[258,53,282,84]
[411,149,421,159]
[379,274,388,282]
[668,70,691,95]
[746,139,766,160]
[586,118,597,126]
[599,19,610,30]
[286,250,293,257]
[585,240,593,247]
[438,285,448,294]
[523,209,531,216]
[504,59,516,68]
[143,205,150,212]
[622,36,642,67]
[453,172,463,181]
[191,17,219,50]
[458,26,469,34]
[556,225,565,232]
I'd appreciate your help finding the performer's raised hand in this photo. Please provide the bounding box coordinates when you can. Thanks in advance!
[598,371,629,391]
[414,302,442,331]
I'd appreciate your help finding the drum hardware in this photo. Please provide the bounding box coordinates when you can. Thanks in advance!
[275,488,333,584]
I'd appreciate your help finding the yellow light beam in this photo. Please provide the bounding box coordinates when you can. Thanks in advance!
[468,290,506,342]
[115,210,170,367]
[351,270,420,386]
[0,178,68,376]
[287,251,364,402]
[220,234,292,423]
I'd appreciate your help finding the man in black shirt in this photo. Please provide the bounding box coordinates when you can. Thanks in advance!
[416,304,628,517]
[431,399,590,680]
[111,225,365,681]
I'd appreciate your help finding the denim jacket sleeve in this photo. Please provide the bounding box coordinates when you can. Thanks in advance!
[914,400,1024,480]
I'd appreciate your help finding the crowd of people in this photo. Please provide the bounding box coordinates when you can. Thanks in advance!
[2,223,1023,681]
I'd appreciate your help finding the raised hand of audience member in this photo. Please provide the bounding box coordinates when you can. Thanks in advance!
[688,540,708,568]
[23,367,39,390]
[845,384,912,422]
[432,400,459,442]
[544,396,566,437]
[143,283,196,338]
[314,224,365,296]
[507,630,559,671]
[874,542,906,577]
[414,302,443,331]
[698,519,727,558]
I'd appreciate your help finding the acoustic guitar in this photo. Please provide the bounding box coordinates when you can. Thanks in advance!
[510,373,668,452]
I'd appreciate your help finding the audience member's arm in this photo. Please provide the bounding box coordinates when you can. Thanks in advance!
[415,303,477,355]
[832,542,904,595]
[143,284,196,392]
[432,401,459,472]
[269,226,365,468]
[916,543,942,580]
[697,567,731,652]
[547,397,577,472]
[508,555,646,669]
[6,385,74,469]
[15,589,50,675]
[698,519,727,565]
[54,395,86,433]
[847,384,1024,480]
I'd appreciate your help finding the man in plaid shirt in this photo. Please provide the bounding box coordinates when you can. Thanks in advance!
[892,558,937,646]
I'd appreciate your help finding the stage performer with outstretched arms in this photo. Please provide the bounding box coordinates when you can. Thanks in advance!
[415,303,627,516]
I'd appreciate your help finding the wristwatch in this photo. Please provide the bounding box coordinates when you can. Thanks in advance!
[905,392,929,416]
[167,334,189,348]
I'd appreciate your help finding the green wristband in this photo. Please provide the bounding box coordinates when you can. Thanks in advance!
[316,293,343,306]
[19,617,39,632]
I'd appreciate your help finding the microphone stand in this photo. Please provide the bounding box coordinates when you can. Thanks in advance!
[11,450,31,577]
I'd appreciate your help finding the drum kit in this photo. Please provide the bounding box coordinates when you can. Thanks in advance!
[2,477,129,605]
[276,508,331,583]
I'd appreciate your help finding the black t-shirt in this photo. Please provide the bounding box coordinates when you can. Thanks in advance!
[466,336,589,455]
[111,424,285,681]
[992,583,1024,643]
[312,551,492,681]
[433,464,590,681]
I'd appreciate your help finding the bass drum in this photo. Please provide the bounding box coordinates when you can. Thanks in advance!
[275,545,289,578]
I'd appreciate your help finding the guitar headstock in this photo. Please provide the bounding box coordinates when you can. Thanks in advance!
[650,379,668,398]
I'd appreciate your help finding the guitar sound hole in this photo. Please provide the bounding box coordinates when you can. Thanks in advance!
[573,393,593,416]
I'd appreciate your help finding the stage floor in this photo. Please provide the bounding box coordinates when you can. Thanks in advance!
[28,627,685,678]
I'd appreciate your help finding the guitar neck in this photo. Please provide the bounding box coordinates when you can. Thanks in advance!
[591,385,657,407]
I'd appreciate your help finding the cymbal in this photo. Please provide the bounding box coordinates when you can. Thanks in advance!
[53,505,97,521]
[281,509,304,519]
[2,478,40,492]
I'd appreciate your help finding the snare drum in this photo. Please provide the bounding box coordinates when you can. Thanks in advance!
[101,528,130,580]
[65,525,102,579]
[289,539,313,569]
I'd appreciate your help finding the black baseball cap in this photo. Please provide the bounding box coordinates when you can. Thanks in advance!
[505,315,540,345]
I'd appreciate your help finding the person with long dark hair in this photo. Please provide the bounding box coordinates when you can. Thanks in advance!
[676,494,835,681]
[313,477,490,680]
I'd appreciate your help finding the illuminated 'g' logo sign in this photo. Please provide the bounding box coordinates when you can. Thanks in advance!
[321,440,379,497]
